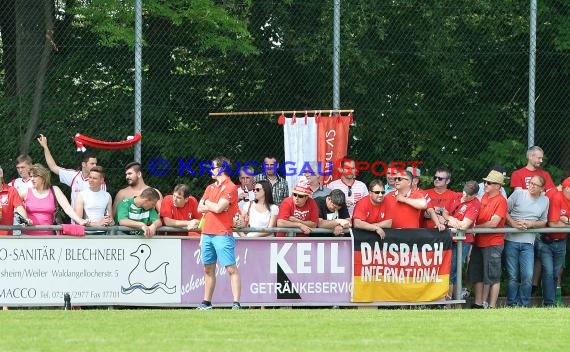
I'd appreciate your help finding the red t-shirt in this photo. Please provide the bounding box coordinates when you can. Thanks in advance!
[448,195,481,243]
[546,190,570,240]
[383,189,425,228]
[510,167,556,193]
[352,195,391,224]
[0,184,23,235]
[424,188,459,228]
[474,193,507,247]
[200,178,238,235]
[159,194,202,236]
[276,196,319,237]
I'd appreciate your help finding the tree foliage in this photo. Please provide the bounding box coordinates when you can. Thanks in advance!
[0,0,568,196]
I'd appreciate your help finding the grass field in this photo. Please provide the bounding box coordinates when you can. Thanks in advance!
[1,308,568,351]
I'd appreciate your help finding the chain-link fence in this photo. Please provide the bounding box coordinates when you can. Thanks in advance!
[1,0,568,197]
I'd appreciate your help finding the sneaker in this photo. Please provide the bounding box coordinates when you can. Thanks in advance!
[470,303,484,309]
[196,303,213,310]
[483,301,489,309]
[461,288,470,299]
[232,303,242,310]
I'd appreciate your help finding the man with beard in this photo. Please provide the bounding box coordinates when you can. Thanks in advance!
[353,179,393,239]
[510,146,556,194]
[113,162,162,216]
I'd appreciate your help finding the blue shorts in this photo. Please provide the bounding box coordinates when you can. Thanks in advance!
[201,233,236,267]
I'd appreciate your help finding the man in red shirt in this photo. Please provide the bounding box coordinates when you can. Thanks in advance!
[541,177,570,306]
[276,176,319,237]
[196,157,240,310]
[424,167,458,229]
[353,179,392,239]
[382,170,427,228]
[510,146,556,194]
[468,170,507,308]
[160,184,201,236]
[440,181,481,299]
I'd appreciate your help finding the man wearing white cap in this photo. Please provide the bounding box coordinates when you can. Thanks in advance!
[276,176,319,237]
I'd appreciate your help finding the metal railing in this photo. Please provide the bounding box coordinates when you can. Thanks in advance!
[2,224,567,307]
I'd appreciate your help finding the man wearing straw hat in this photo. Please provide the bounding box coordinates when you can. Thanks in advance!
[468,170,507,309]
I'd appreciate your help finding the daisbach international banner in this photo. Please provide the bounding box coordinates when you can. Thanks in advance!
[351,228,452,302]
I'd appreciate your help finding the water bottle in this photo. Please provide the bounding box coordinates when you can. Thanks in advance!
[64,293,71,310]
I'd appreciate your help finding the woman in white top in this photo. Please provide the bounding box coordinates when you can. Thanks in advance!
[242,180,278,237]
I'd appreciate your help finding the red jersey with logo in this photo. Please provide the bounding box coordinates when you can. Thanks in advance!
[352,195,391,224]
[160,194,202,236]
[200,178,238,235]
[474,193,507,247]
[424,188,459,228]
[546,190,570,240]
[277,196,319,237]
[448,195,481,243]
[510,167,555,193]
[0,184,23,235]
[383,189,426,228]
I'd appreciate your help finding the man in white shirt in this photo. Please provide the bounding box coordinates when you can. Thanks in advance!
[37,134,105,207]
[75,166,114,233]
[327,157,368,217]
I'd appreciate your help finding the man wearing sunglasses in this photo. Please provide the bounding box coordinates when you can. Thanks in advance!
[353,179,393,239]
[276,176,319,237]
[197,156,241,310]
[382,170,428,228]
[468,170,507,309]
[314,189,351,237]
[424,167,457,230]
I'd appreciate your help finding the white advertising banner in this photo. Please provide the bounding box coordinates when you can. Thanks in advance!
[0,238,181,306]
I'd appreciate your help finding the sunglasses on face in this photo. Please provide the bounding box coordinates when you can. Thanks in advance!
[293,193,307,199]
[433,176,447,181]
[484,181,499,186]
[371,190,385,195]
[394,177,410,182]
[528,182,544,188]
[253,188,263,192]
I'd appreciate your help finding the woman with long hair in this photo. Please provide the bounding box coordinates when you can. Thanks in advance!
[19,164,88,235]
[242,180,278,237]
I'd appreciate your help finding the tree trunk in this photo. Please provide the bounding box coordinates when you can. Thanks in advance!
[15,0,54,154]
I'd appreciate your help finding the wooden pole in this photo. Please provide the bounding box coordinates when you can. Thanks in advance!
[209,109,354,117]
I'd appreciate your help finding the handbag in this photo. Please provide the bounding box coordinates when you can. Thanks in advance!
[50,187,64,225]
